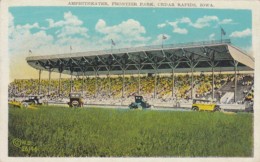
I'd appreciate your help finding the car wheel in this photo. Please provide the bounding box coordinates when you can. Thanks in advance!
[22,102,28,109]
[129,103,134,109]
[192,106,199,111]
[80,103,83,107]
[214,106,221,112]
[71,101,79,108]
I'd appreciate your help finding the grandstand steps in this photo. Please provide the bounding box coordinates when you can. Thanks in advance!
[212,76,253,103]
[220,92,234,104]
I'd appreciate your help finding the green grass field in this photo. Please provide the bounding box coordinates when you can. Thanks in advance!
[8,105,253,157]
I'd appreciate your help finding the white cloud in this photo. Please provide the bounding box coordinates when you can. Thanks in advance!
[167,21,188,34]
[178,16,219,29]
[46,11,83,28]
[9,12,94,81]
[9,11,91,55]
[8,12,153,80]
[46,11,88,39]
[95,19,106,32]
[9,17,53,54]
[56,25,88,38]
[191,16,219,28]
[9,14,53,81]
[96,19,146,36]
[160,16,235,36]
[209,33,215,40]
[173,27,188,34]
[157,23,166,28]
[161,16,235,36]
[178,16,233,29]
[178,17,192,24]
[166,15,220,34]
[219,19,234,25]
[9,13,15,37]
[9,12,150,57]
[95,19,150,46]
[16,23,40,30]
[229,28,252,38]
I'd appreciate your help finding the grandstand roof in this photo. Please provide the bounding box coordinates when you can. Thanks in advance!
[26,39,254,76]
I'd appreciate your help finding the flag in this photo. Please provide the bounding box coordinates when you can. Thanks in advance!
[221,27,226,35]
[162,35,167,40]
[29,50,32,53]
[111,39,116,46]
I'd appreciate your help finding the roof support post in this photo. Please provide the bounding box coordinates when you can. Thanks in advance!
[154,68,158,99]
[168,62,179,99]
[58,67,63,97]
[48,68,52,97]
[138,68,141,95]
[209,52,219,101]
[190,62,194,100]
[85,75,88,97]
[212,63,215,100]
[58,72,62,97]
[70,71,73,93]
[172,68,175,98]
[234,60,238,103]
[95,69,98,98]
[38,69,42,96]
[122,67,126,98]
[134,64,143,96]
[108,66,111,97]
[81,71,85,95]
[189,57,198,100]
[162,44,176,98]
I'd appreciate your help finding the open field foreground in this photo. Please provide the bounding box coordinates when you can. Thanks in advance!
[8,105,253,157]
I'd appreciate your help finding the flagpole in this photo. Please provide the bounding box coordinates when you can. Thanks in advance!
[111,43,113,54]
[220,27,226,43]
[28,50,32,56]
[161,34,168,48]
[162,36,164,48]
[111,39,113,53]
[221,28,222,42]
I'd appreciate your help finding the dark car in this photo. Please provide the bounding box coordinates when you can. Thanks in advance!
[129,96,152,109]
[245,102,254,113]
[67,93,84,107]
[245,106,254,113]
[21,95,43,107]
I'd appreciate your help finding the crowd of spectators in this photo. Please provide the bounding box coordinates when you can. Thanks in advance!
[8,73,254,104]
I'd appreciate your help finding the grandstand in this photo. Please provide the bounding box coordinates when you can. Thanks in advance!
[9,39,254,108]
[9,73,254,106]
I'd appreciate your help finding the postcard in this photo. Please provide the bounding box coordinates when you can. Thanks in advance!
[0,0,260,162]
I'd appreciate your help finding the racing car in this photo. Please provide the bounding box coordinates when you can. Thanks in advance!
[129,96,152,109]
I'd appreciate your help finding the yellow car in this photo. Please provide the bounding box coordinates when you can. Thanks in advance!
[191,99,221,112]
[8,101,38,110]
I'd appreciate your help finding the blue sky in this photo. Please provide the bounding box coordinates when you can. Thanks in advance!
[8,7,252,80]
